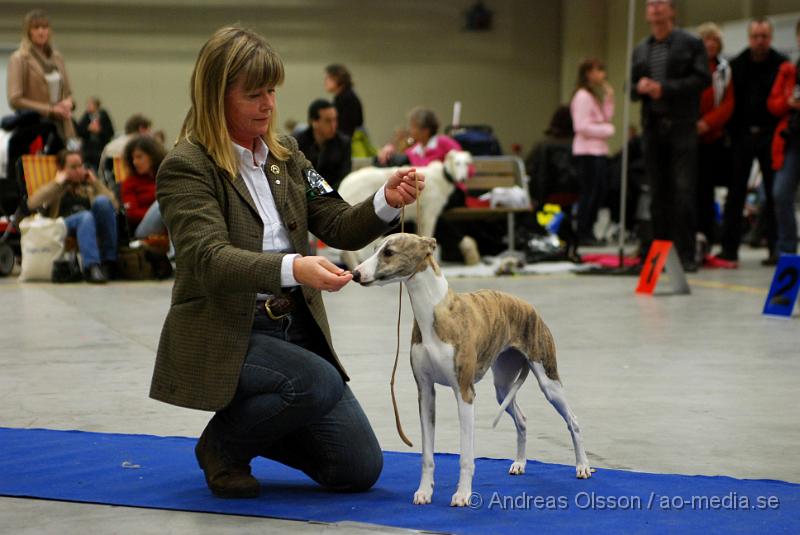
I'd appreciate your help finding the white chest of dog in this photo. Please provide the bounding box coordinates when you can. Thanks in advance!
[353,233,592,506]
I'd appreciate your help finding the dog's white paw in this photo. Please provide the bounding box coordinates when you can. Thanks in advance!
[576,463,594,479]
[508,461,526,475]
[450,490,471,507]
[413,489,433,505]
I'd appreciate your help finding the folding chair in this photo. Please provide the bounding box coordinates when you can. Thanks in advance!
[18,154,58,201]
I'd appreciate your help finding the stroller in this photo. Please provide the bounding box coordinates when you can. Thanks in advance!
[0,153,62,277]
[0,117,64,276]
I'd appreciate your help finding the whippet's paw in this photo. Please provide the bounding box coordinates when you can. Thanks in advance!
[576,464,594,479]
[413,489,433,505]
[450,490,472,507]
[508,461,526,475]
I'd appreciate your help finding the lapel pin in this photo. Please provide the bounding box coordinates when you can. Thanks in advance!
[270,164,280,175]
[275,180,281,185]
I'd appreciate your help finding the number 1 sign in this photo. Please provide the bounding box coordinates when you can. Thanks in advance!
[635,240,690,295]
[763,255,800,317]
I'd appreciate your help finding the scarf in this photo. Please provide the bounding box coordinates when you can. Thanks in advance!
[711,56,731,108]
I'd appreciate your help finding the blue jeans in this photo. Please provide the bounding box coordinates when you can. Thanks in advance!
[63,195,118,268]
[211,302,383,491]
[134,201,165,239]
[773,137,799,255]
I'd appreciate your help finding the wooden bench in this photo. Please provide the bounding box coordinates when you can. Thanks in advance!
[440,155,533,254]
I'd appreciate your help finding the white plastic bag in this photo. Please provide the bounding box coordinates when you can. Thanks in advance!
[478,186,530,209]
[19,214,67,282]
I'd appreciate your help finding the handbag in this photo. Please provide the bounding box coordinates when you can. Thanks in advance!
[51,250,83,283]
[18,215,67,281]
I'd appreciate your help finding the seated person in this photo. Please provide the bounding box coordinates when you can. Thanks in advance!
[98,113,152,180]
[293,99,351,189]
[120,135,167,238]
[377,107,462,166]
[27,149,119,283]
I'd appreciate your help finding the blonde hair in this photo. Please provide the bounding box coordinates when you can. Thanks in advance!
[22,9,52,56]
[180,26,288,177]
[697,22,724,51]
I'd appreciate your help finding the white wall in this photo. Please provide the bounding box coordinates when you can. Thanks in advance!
[0,0,562,155]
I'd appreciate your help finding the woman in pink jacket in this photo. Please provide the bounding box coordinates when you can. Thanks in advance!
[570,58,615,247]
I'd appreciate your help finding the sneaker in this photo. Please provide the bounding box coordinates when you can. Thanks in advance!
[682,260,699,273]
[83,264,107,284]
[704,255,738,269]
[761,254,779,266]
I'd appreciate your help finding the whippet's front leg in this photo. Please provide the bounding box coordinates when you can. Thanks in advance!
[412,346,436,505]
[450,389,476,507]
[530,362,592,479]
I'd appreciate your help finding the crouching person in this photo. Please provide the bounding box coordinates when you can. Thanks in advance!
[27,149,119,283]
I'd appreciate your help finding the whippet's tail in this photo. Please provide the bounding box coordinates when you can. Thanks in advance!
[492,364,529,429]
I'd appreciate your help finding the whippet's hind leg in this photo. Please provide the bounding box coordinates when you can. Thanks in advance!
[530,361,592,479]
[492,350,528,475]
[411,344,436,505]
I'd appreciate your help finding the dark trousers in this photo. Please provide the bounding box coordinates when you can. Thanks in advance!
[697,138,729,245]
[720,129,776,259]
[574,155,609,240]
[211,301,383,491]
[642,119,698,263]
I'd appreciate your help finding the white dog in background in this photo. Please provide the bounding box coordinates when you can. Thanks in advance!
[337,150,473,268]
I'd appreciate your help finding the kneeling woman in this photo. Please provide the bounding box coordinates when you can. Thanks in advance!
[150,26,424,498]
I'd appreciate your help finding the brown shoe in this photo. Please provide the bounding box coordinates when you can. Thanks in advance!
[195,424,260,498]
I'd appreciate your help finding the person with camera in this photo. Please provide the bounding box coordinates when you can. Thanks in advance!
[27,149,119,283]
[768,19,800,258]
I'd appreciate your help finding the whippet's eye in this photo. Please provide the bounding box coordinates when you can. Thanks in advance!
[383,249,394,257]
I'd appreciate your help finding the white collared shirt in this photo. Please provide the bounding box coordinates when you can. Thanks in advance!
[232,138,399,288]
[410,135,439,157]
[233,138,299,287]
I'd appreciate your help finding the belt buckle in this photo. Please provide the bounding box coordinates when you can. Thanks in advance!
[264,299,290,320]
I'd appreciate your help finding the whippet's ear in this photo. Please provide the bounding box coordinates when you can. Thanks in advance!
[422,236,437,252]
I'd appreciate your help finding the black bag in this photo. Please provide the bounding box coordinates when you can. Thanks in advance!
[51,251,83,283]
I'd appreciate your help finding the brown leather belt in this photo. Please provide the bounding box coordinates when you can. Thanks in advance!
[255,292,297,320]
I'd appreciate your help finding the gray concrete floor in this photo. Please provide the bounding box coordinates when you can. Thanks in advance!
[1,247,799,534]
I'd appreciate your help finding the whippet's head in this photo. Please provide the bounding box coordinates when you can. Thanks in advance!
[352,233,438,286]
[444,150,473,183]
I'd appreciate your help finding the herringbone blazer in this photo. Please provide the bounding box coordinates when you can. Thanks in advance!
[150,135,392,411]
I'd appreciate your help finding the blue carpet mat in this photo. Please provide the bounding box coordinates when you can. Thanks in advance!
[0,427,797,534]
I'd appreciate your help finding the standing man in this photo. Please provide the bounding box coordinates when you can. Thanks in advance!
[631,0,710,272]
[294,99,352,189]
[716,18,787,266]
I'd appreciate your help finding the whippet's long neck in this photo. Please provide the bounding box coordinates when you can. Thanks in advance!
[405,257,450,332]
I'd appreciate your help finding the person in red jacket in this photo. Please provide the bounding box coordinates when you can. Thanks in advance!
[696,23,735,267]
[768,19,800,257]
[120,135,166,237]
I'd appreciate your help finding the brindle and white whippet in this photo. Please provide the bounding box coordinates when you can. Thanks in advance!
[352,233,592,507]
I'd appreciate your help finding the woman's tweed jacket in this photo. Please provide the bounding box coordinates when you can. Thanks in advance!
[150,135,392,410]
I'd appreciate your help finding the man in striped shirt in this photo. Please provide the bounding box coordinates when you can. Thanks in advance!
[631,0,711,272]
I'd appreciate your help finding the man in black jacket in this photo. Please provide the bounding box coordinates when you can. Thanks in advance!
[717,18,787,265]
[294,99,351,190]
[631,0,710,272]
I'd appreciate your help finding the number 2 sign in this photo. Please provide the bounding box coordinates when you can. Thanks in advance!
[763,255,800,317]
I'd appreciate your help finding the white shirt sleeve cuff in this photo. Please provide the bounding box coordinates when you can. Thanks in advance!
[280,253,301,287]
[373,186,400,223]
